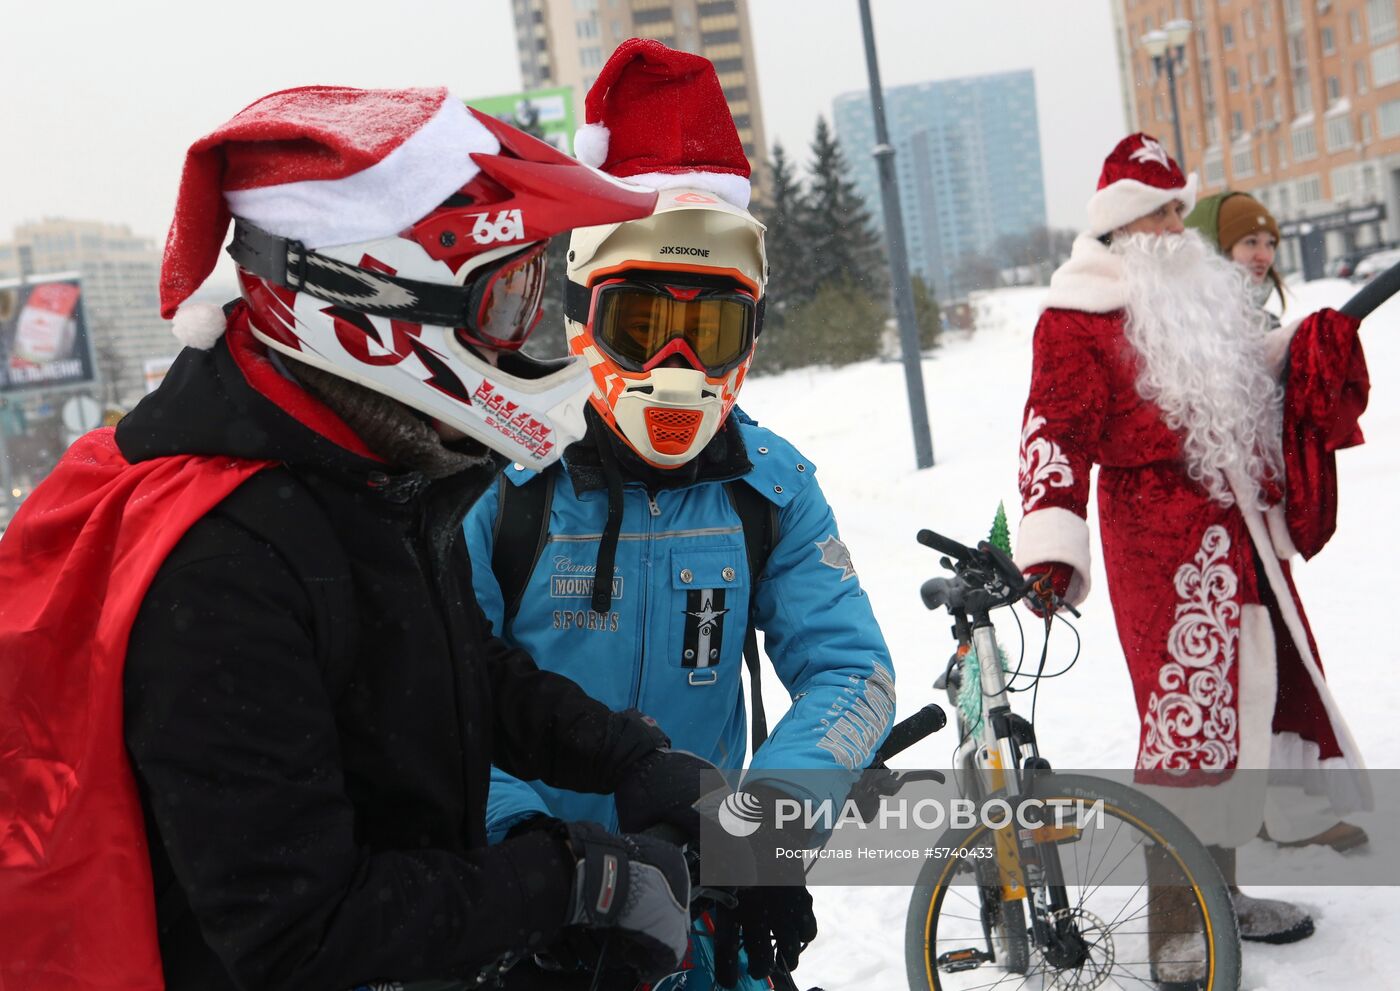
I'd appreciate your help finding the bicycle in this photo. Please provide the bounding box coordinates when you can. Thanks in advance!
[896,528,1241,991]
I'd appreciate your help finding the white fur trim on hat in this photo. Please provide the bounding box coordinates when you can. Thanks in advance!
[225,97,499,249]
[621,170,751,209]
[573,122,611,169]
[171,301,228,350]
[1086,173,1199,237]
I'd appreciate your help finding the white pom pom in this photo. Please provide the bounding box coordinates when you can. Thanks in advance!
[573,123,611,169]
[171,301,227,350]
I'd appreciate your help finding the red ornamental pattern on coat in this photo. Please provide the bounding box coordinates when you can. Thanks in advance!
[1139,525,1240,771]
[1018,408,1074,512]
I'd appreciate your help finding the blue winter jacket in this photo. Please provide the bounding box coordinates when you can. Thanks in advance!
[464,411,896,841]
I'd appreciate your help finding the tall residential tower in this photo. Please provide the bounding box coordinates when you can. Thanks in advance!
[833,70,1049,301]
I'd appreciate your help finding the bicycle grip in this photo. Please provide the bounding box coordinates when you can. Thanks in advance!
[1341,258,1400,321]
[875,704,947,765]
[917,528,974,562]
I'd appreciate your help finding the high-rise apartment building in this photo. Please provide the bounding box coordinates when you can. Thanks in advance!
[510,0,769,185]
[0,220,173,407]
[832,71,1049,301]
[1111,0,1400,273]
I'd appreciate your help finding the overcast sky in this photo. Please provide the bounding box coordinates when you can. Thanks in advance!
[0,0,1126,257]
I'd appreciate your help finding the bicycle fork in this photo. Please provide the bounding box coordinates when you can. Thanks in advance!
[964,620,1085,962]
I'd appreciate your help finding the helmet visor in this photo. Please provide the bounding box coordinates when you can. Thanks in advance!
[462,241,547,350]
[593,280,755,376]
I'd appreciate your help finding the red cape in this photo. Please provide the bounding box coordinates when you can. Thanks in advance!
[0,429,268,991]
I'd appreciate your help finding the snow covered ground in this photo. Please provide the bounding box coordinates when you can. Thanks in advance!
[738,278,1400,990]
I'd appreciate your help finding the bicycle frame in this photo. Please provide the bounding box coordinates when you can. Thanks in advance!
[920,530,1095,964]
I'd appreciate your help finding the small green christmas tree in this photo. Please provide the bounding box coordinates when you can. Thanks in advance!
[988,501,1011,555]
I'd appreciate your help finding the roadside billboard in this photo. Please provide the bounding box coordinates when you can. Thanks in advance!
[0,275,96,393]
[143,354,177,394]
[467,86,577,154]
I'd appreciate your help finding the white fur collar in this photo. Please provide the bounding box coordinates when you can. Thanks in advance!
[1042,234,1126,313]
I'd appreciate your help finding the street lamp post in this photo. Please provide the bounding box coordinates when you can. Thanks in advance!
[857,0,934,470]
[1142,18,1192,170]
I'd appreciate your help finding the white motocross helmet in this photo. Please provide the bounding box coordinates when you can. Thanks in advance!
[564,187,768,468]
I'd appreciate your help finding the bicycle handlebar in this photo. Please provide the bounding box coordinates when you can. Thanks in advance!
[917,528,975,561]
[874,703,947,765]
[1341,258,1400,321]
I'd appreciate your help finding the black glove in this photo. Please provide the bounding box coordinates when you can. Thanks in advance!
[613,716,718,846]
[713,883,817,988]
[711,784,818,989]
[559,820,691,985]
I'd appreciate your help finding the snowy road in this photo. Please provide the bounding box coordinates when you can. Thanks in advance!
[739,279,1400,990]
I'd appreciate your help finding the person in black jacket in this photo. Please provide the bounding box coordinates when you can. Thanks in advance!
[0,86,715,991]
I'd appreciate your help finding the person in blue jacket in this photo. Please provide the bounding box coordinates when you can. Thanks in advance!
[463,39,897,991]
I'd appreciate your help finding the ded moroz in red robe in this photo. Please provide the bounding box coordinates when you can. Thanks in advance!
[1014,233,1371,843]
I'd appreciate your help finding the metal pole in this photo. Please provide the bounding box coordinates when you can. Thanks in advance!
[1166,55,1186,172]
[857,0,934,469]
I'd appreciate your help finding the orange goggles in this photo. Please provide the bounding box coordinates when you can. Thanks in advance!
[589,279,757,376]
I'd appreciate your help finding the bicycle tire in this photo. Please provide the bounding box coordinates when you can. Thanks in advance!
[904,773,1241,991]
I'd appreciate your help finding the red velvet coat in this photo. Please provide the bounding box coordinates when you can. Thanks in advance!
[1014,236,1369,831]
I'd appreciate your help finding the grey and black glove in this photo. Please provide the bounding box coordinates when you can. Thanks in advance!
[561,820,691,984]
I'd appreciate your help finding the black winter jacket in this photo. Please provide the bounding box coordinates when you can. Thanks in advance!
[118,318,660,991]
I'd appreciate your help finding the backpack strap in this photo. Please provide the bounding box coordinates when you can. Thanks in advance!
[725,479,780,755]
[490,470,555,622]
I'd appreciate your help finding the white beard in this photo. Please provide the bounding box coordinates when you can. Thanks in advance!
[1114,230,1283,509]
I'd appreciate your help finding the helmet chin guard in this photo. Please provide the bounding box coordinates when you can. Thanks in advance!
[609,366,730,467]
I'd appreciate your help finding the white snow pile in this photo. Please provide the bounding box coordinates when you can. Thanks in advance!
[739,278,1400,990]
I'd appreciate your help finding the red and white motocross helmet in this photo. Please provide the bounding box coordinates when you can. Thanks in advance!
[564,188,766,468]
[159,85,657,467]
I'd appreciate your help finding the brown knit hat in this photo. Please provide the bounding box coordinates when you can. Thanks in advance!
[1217,193,1280,252]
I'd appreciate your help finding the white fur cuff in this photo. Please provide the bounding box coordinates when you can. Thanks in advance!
[1014,507,1092,606]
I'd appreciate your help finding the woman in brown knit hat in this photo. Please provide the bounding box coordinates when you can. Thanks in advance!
[1187,186,1282,307]
[1185,190,1286,323]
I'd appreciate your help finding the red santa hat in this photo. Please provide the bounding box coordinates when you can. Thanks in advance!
[1086,132,1198,236]
[573,38,751,209]
[160,85,499,347]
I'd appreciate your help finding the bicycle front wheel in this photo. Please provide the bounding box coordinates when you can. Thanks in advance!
[905,773,1241,991]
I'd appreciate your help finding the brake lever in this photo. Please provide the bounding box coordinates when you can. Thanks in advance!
[1057,597,1082,619]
